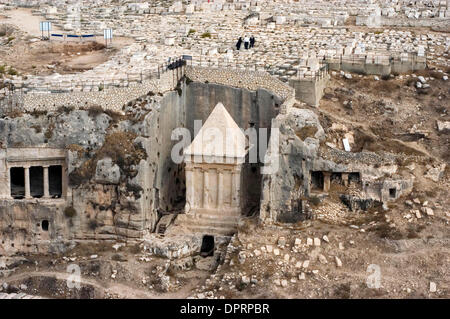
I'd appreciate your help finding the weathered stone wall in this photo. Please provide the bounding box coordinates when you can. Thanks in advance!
[289,74,329,107]
[259,104,414,224]
[20,69,180,113]
[185,66,295,101]
[326,55,426,75]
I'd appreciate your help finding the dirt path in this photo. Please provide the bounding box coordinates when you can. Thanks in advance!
[0,8,61,37]
[3,270,203,299]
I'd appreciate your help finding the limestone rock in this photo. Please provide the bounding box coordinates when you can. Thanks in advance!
[95,157,120,184]
[318,254,327,264]
[277,236,286,247]
[314,238,321,246]
[436,121,450,133]
[421,207,434,216]
[429,282,437,293]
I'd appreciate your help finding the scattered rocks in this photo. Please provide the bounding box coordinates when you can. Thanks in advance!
[335,256,342,267]
[318,254,328,264]
[277,237,286,247]
[421,207,434,216]
[313,238,321,247]
[429,282,437,293]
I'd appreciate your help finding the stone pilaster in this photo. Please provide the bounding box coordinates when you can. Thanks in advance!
[43,166,50,198]
[231,166,241,208]
[203,169,209,208]
[217,169,224,208]
[342,173,349,187]
[323,172,331,192]
[185,165,194,211]
[24,166,31,199]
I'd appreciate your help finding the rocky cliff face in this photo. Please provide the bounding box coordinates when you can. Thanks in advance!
[260,107,326,223]
[0,87,189,254]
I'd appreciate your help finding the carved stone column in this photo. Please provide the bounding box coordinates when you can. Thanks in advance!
[6,168,13,199]
[323,172,331,192]
[185,165,194,211]
[24,166,31,199]
[342,173,349,187]
[217,169,224,208]
[203,169,209,208]
[231,166,241,208]
[43,166,50,198]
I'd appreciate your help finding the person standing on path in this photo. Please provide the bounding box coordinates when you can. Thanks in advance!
[250,36,255,48]
[236,37,242,50]
[243,35,250,50]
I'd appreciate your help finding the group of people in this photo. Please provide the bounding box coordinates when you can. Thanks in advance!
[236,35,255,50]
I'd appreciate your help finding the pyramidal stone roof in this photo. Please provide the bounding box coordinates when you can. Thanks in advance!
[184,102,248,160]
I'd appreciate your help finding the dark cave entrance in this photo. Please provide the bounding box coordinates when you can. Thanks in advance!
[389,188,397,198]
[30,166,44,198]
[10,167,25,199]
[310,171,324,192]
[49,165,63,198]
[200,235,215,257]
[41,220,49,231]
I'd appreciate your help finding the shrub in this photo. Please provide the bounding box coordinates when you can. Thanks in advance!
[188,29,196,35]
[309,196,321,207]
[88,104,103,117]
[296,125,318,140]
[44,123,55,139]
[111,253,127,262]
[185,76,193,85]
[57,105,74,114]
[201,32,211,38]
[64,206,77,218]
[31,125,42,133]
[88,219,99,230]
[7,67,17,76]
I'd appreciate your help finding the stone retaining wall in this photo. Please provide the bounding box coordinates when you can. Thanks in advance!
[21,69,181,113]
[185,66,295,101]
[14,66,296,114]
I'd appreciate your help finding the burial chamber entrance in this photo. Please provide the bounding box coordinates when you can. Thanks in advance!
[4,148,66,200]
[200,235,215,257]
[10,167,25,199]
